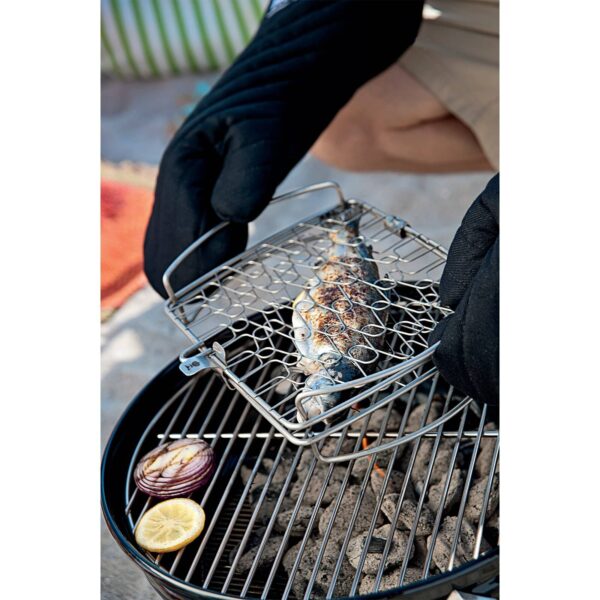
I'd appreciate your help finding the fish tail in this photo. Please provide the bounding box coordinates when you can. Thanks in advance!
[341,206,361,235]
[329,206,361,242]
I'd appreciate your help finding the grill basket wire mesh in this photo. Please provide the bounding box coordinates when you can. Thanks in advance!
[163,182,466,461]
[125,335,499,600]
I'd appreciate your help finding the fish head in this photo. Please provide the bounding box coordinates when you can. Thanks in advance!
[296,371,341,423]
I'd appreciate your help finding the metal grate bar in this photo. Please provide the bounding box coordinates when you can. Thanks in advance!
[448,405,488,570]
[125,376,201,527]
[183,369,268,580]
[346,381,420,596]
[421,399,469,578]
[474,436,500,557]
[166,370,251,573]
[240,446,304,597]
[158,430,498,441]
[186,401,258,580]
[371,376,440,591]
[279,432,352,599]
[201,364,290,587]
[202,422,275,586]
[261,449,322,599]
[124,379,196,512]
[397,385,453,587]
[326,364,422,595]
[303,422,371,599]
[222,437,289,592]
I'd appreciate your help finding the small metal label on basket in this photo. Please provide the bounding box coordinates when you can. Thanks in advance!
[179,356,210,376]
[383,216,409,237]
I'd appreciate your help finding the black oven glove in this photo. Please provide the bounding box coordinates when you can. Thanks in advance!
[144,0,424,298]
[429,174,499,405]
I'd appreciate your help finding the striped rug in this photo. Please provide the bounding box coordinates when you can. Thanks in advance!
[101,0,267,78]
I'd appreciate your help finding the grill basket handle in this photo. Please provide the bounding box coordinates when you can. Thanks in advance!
[162,181,347,303]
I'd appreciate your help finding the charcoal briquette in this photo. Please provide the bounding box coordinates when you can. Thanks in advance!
[427,516,490,571]
[346,524,413,575]
[359,566,424,594]
[427,468,464,513]
[380,495,434,537]
[464,474,499,524]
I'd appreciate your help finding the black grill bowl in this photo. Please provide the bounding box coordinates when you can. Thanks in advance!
[102,356,498,600]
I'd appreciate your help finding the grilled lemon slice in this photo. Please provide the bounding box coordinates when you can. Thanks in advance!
[134,498,205,553]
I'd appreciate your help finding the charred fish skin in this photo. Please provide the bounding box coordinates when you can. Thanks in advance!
[292,210,388,423]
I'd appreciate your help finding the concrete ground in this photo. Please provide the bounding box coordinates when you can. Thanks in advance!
[101,74,493,600]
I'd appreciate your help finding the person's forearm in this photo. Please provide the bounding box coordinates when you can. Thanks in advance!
[145,0,424,297]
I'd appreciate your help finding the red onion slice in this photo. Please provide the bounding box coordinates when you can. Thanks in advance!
[134,439,215,499]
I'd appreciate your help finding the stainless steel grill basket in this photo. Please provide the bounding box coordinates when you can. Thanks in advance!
[162,182,473,463]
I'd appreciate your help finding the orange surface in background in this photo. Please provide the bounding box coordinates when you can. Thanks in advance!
[101,179,153,310]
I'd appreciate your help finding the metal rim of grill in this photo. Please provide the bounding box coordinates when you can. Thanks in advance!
[101,336,499,599]
[161,182,471,462]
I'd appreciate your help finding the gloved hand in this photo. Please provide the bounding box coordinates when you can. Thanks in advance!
[429,174,499,405]
[144,0,423,298]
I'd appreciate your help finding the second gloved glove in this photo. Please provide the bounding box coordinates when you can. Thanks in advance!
[429,174,499,405]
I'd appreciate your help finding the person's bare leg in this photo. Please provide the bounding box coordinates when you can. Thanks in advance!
[311,63,493,173]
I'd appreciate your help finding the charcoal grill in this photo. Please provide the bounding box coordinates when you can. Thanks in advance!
[102,182,499,598]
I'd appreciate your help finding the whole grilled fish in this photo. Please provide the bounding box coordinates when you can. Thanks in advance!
[292,210,388,422]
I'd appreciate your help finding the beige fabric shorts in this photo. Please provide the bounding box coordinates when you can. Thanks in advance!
[400,0,499,169]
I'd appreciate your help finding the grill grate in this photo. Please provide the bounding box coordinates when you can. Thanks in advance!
[125,334,499,599]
